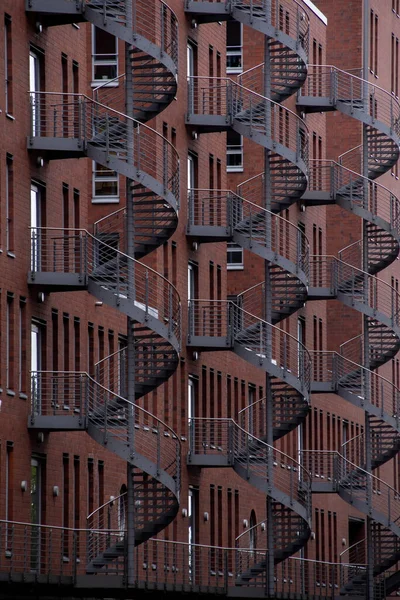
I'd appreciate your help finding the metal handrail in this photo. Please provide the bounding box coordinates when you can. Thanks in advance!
[189,416,311,485]
[29,226,180,303]
[28,90,179,165]
[31,369,181,443]
[87,491,127,522]
[188,187,311,249]
[188,75,309,134]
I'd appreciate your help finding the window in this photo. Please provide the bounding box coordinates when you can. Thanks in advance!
[392,34,399,97]
[226,130,243,172]
[19,298,27,395]
[6,293,14,392]
[6,153,13,253]
[29,49,42,136]
[369,10,379,76]
[188,376,196,421]
[30,184,41,270]
[226,21,242,73]
[92,25,118,83]
[188,262,198,301]
[227,243,243,270]
[187,42,197,112]
[4,15,13,115]
[31,322,42,407]
[92,161,119,203]
[187,152,197,193]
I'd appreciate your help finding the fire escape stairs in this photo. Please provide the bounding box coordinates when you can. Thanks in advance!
[26,0,181,578]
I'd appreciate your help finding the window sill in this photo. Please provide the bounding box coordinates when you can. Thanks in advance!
[7,251,15,259]
[6,389,15,397]
[227,166,244,173]
[91,197,120,204]
[227,265,244,270]
[91,81,119,88]
[226,68,243,75]
[6,113,15,121]
[19,392,28,400]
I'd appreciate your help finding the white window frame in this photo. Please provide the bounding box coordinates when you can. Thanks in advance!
[30,184,41,270]
[227,243,244,270]
[226,21,243,74]
[91,25,118,86]
[29,50,41,136]
[92,161,119,203]
[226,132,243,172]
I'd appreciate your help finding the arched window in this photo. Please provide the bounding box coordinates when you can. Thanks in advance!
[249,510,257,551]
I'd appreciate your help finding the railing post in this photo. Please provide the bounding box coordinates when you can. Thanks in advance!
[53,106,57,137]
[104,391,108,445]
[144,269,149,321]
[73,530,77,581]
[224,549,228,593]
[116,252,120,305]
[228,420,233,464]
[105,113,110,160]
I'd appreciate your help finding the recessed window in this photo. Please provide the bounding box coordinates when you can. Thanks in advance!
[92,26,118,83]
[227,243,243,270]
[92,161,119,203]
[226,22,242,73]
[227,130,243,172]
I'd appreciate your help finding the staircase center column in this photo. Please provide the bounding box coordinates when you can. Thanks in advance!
[263,2,275,593]
[125,0,136,586]
[362,0,374,597]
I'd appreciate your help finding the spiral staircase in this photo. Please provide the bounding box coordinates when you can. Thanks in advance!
[184,0,312,589]
[296,64,400,597]
[185,6,400,592]
[25,0,181,577]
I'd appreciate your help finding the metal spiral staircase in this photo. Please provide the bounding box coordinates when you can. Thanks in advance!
[26,0,181,577]
[188,417,311,583]
[297,65,400,596]
[27,0,179,256]
[184,0,312,589]
[185,0,309,104]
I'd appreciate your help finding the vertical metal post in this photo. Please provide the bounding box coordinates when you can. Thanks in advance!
[362,1,374,598]
[263,3,275,595]
[124,0,136,588]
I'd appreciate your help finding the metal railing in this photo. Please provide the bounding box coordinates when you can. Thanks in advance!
[85,0,178,66]
[188,188,310,278]
[310,350,400,424]
[30,370,180,489]
[186,0,309,56]
[29,92,180,201]
[188,417,311,511]
[188,299,311,393]
[302,450,400,532]
[187,76,309,166]
[309,255,400,328]
[0,520,371,597]
[308,159,400,236]
[299,65,400,139]
[94,336,177,399]
[29,227,181,345]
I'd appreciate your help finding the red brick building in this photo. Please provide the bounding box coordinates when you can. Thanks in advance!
[0,0,399,598]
